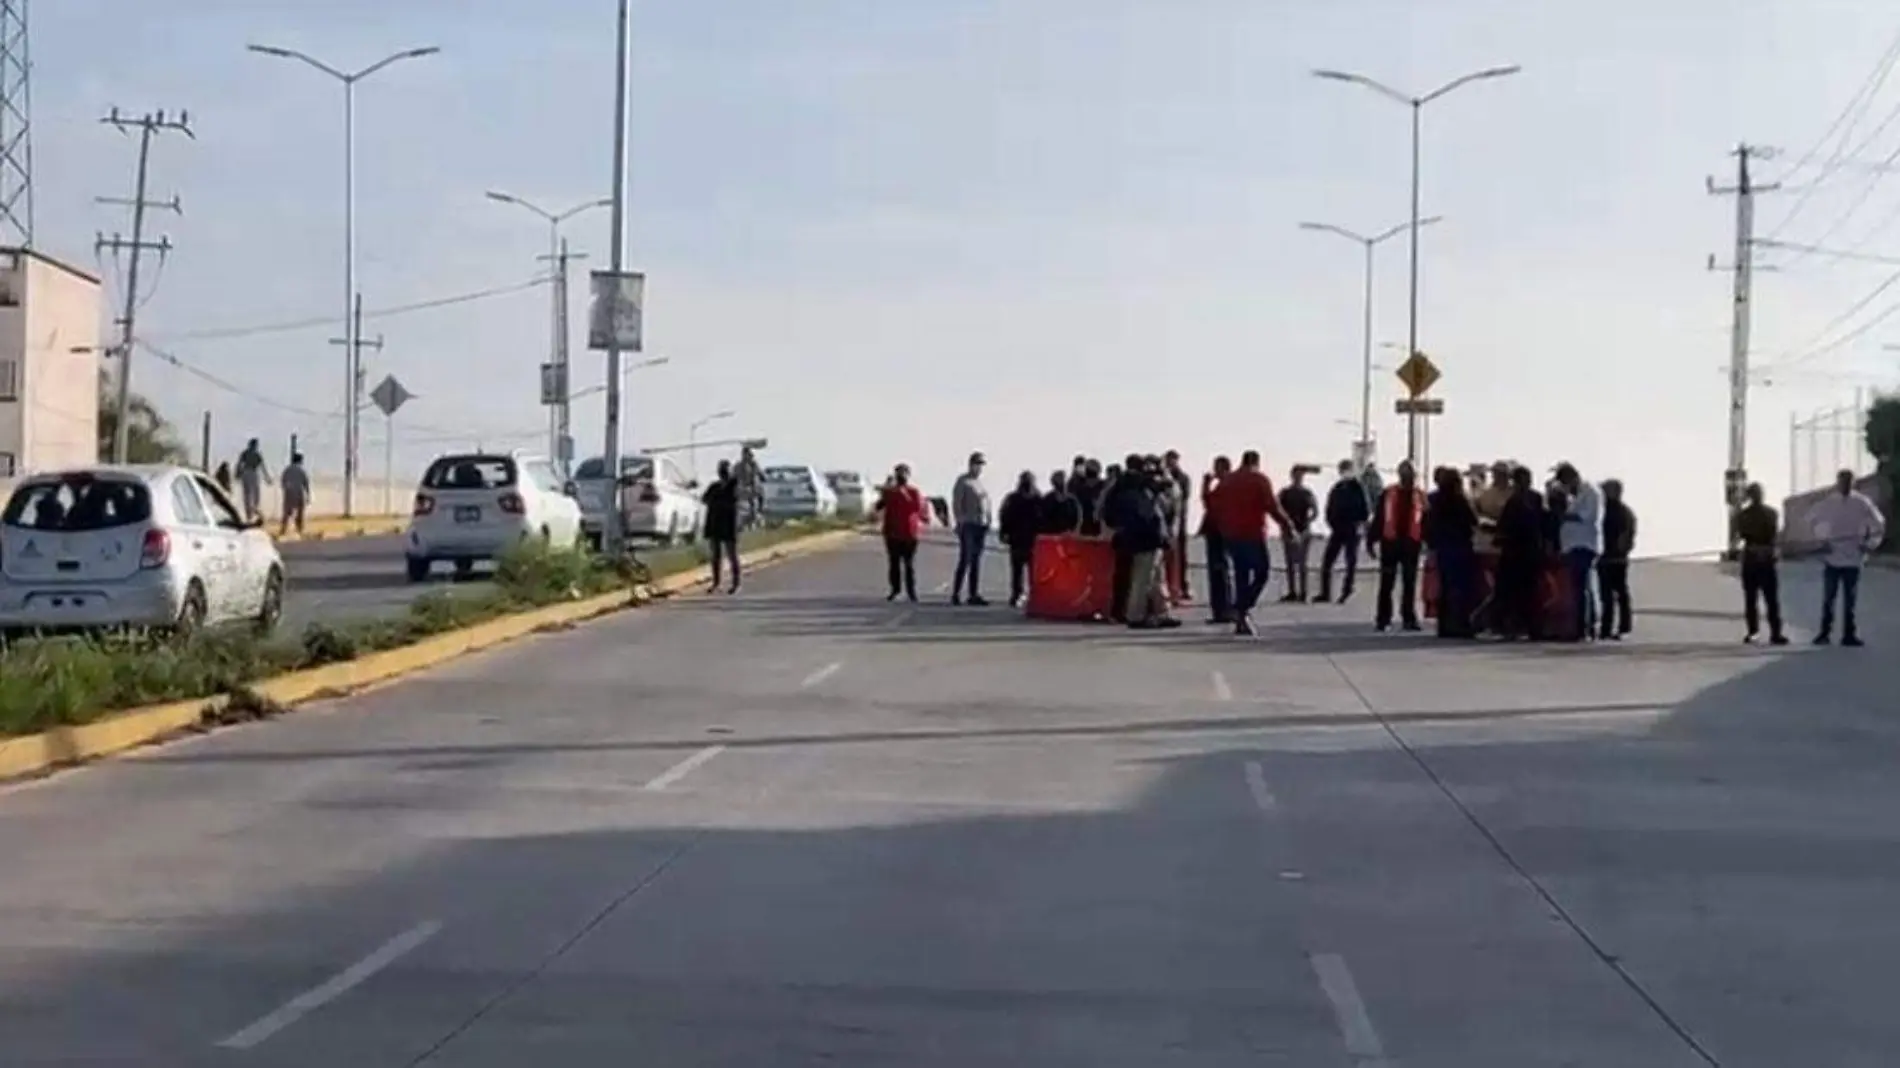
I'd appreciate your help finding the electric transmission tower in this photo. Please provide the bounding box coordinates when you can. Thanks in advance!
[0,0,31,246]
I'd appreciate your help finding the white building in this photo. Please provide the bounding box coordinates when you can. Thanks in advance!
[0,247,103,479]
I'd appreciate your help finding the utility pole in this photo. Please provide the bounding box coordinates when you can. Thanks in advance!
[1707,143,1779,556]
[537,236,584,477]
[199,410,211,471]
[328,293,382,513]
[95,107,191,464]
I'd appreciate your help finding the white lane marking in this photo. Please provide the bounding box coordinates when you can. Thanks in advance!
[643,745,727,792]
[217,920,442,1050]
[801,661,843,688]
[1310,952,1389,1066]
[1211,670,1233,702]
[1244,760,1277,811]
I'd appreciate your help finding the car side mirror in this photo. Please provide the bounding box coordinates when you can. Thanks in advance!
[562,481,578,497]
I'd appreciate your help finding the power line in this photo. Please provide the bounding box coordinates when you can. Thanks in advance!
[144,275,549,343]
[1762,25,1900,242]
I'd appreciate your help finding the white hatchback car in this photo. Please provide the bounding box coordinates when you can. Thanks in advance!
[762,464,839,520]
[824,470,870,517]
[0,465,286,636]
[572,453,702,547]
[404,452,583,581]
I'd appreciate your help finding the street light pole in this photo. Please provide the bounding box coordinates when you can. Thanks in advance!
[687,409,736,482]
[1299,217,1442,467]
[566,356,668,402]
[484,191,612,474]
[602,0,633,555]
[1312,63,1521,465]
[248,42,439,516]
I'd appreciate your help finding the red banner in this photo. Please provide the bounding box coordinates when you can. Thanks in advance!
[1024,536,1181,621]
[1423,552,1577,639]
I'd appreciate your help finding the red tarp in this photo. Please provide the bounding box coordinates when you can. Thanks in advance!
[1422,552,1577,639]
[1025,536,1181,621]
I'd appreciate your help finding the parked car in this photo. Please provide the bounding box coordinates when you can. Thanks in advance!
[762,464,838,520]
[404,452,582,581]
[0,465,285,636]
[571,453,702,548]
[824,470,870,517]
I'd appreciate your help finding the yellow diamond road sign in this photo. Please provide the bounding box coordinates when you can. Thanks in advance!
[1395,351,1441,398]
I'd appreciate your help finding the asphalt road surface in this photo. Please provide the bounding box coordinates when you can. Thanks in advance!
[4,537,1900,1065]
[279,534,491,632]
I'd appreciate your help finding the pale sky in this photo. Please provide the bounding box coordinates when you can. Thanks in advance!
[29,0,1900,555]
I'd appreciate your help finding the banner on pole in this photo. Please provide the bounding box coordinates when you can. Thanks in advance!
[539,363,569,406]
[587,271,645,352]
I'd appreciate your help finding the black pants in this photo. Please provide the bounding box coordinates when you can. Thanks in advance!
[1597,560,1632,637]
[708,537,740,590]
[1319,529,1359,599]
[1740,557,1782,638]
[1110,546,1133,622]
[1375,541,1421,627]
[1203,532,1232,621]
[1435,543,1479,638]
[1173,528,1192,597]
[1495,553,1543,639]
[1008,541,1035,602]
[885,536,918,598]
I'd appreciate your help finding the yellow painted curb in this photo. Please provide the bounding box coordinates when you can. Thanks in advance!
[0,527,861,783]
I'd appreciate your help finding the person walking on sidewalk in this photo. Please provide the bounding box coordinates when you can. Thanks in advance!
[950,452,993,606]
[1810,468,1886,647]
[235,439,272,524]
[1200,456,1234,624]
[700,459,742,594]
[1277,465,1318,603]
[998,470,1043,607]
[1733,482,1786,645]
[1317,459,1369,603]
[874,463,926,602]
[1372,460,1427,632]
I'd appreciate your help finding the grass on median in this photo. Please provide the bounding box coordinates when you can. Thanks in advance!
[0,519,854,740]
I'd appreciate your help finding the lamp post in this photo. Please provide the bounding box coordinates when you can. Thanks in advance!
[248,42,439,516]
[601,0,635,555]
[1312,63,1520,464]
[484,191,612,471]
[1299,216,1442,461]
[687,409,736,482]
[567,355,668,402]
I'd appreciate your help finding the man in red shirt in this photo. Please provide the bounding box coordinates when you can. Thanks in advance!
[874,463,927,602]
[1207,450,1292,636]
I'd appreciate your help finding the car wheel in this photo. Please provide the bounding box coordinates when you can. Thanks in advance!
[406,557,430,583]
[255,568,285,635]
[173,580,208,641]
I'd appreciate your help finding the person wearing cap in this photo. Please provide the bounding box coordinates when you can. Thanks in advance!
[950,451,993,606]
[1552,462,1602,642]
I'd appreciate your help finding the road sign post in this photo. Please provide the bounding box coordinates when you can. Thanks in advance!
[1393,351,1442,465]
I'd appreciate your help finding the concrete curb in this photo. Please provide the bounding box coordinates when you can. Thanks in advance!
[0,528,858,784]
[274,516,408,544]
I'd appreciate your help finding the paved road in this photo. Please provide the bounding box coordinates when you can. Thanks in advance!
[4,538,1900,1065]
[279,535,491,632]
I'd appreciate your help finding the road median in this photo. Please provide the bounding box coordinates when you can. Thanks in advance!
[0,523,858,782]
[275,514,409,543]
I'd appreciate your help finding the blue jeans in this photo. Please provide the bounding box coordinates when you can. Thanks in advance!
[1564,548,1598,641]
[1821,564,1862,638]
[953,523,987,599]
[1227,538,1270,616]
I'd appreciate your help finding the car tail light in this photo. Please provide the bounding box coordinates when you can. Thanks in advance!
[413,493,436,517]
[139,528,171,569]
[499,492,525,515]
[638,480,660,504]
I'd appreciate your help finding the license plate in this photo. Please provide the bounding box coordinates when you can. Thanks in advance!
[454,506,482,523]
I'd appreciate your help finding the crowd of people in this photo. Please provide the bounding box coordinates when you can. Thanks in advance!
[863,450,1890,647]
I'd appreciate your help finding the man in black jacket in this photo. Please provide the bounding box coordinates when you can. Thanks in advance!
[998,471,1043,607]
[700,459,742,594]
[1317,460,1369,603]
[1734,482,1787,645]
[1494,466,1548,640]
[1200,456,1234,624]
[1101,455,1145,622]
[1041,470,1082,535]
[1598,478,1636,640]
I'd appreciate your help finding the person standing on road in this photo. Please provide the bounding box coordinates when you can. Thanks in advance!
[1810,468,1886,647]
[998,470,1043,607]
[1040,470,1081,535]
[1100,456,1144,622]
[1208,449,1292,636]
[1277,466,1318,603]
[1553,462,1602,642]
[1494,466,1548,640]
[1317,459,1369,604]
[1734,482,1786,645]
[874,463,926,602]
[1372,460,1427,632]
[1164,450,1194,601]
[1200,456,1234,625]
[700,459,743,594]
[950,452,993,606]
[278,452,311,537]
[235,438,272,524]
[1121,457,1183,630]
[1597,479,1636,640]
[1074,458,1106,536]
[1424,465,1480,638]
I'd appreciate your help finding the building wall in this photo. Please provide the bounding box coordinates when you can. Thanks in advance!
[0,251,26,476]
[0,249,101,478]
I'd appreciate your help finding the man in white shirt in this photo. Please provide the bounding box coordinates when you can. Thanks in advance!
[1810,468,1887,647]
[1553,462,1602,642]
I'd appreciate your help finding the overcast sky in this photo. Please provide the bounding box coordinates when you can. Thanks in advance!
[29,0,1900,553]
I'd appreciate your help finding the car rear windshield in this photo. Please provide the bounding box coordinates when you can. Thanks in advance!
[573,456,651,480]
[421,455,518,490]
[763,467,813,484]
[2,476,154,531]
[829,472,862,487]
